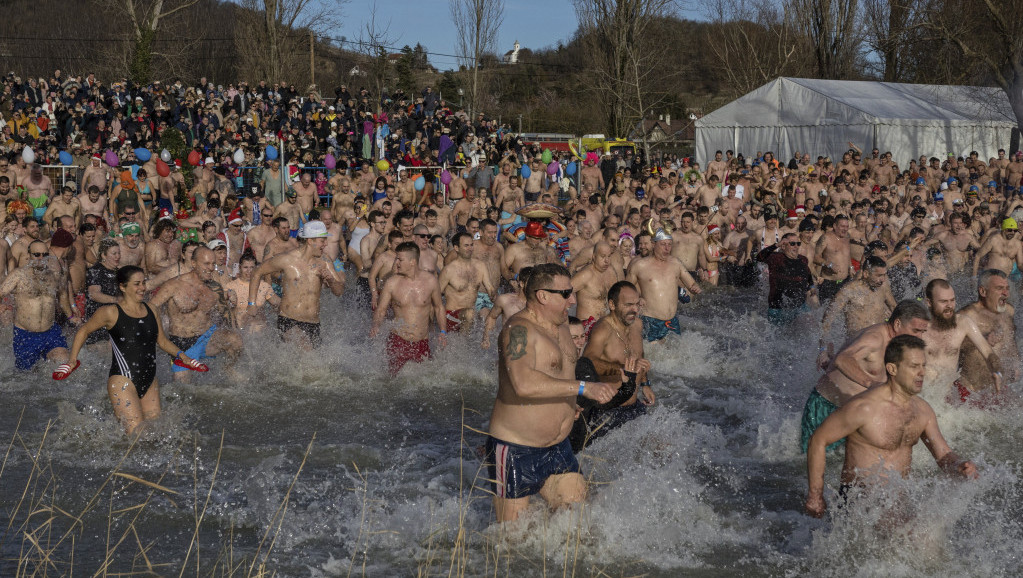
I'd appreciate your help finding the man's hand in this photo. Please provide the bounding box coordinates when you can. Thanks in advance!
[581,381,616,405]
[805,493,827,518]
[958,460,979,479]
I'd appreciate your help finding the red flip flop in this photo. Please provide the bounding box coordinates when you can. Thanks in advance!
[173,358,209,372]
[52,360,81,380]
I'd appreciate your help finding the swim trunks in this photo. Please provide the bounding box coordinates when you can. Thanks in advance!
[74,292,87,318]
[851,258,861,273]
[169,325,217,373]
[277,314,322,346]
[386,332,430,374]
[289,229,298,238]
[271,281,283,297]
[817,279,844,301]
[948,379,1006,409]
[474,291,494,311]
[582,316,597,337]
[524,191,540,203]
[799,388,844,453]
[109,304,159,397]
[640,315,681,342]
[333,257,345,273]
[445,309,466,333]
[485,435,580,499]
[13,323,67,370]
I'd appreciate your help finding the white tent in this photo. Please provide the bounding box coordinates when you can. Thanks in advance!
[694,77,1018,167]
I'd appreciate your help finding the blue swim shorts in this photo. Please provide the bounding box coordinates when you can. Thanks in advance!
[485,436,580,499]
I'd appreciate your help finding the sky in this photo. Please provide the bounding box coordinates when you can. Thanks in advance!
[333,0,580,70]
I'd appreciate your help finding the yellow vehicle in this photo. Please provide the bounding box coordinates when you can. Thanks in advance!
[569,135,637,159]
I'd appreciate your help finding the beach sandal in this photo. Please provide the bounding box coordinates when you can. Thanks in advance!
[173,357,209,372]
[52,360,81,380]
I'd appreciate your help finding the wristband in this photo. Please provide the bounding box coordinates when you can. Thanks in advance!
[439,330,447,334]
[640,381,651,389]
[578,381,586,396]
[248,301,256,306]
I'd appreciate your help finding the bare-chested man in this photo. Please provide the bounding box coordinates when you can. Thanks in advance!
[626,229,701,342]
[805,335,977,518]
[438,232,494,333]
[570,280,653,452]
[42,182,81,230]
[246,205,278,262]
[481,266,532,350]
[79,185,109,223]
[263,216,299,261]
[503,221,558,280]
[920,279,1001,393]
[116,222,146,267]
[972,218,1022,277]
[272,189,304,236]
[82,153,111,195]
[819,256,897,355]
[371,242,446,374]
[149,246,243,382]
[955,270,1018,403]
[368,230,406,309]
[0,241,75,369]
[800,299,931,453]
[144,219,180,277]
[815,214,853,301]
[11,217,41,267]
[572,241,622,323]
[484,263,616,522]
[670,212,704,279]
[933,213,978,274]
[249,221,345,347]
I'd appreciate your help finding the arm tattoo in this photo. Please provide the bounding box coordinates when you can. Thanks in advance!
[507,325,527,360]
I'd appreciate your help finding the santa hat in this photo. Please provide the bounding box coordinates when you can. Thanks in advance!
[707,224,720,235]
[795,205,806,214]
[786,209,799,220]
[174,159,182,168]
[158,207,174,221]
[227,207,244,225]
[91,152,101,160]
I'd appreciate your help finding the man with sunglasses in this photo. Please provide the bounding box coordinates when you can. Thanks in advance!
[756,232,817,325]
[0,240,74,370]
[246,206,279,262]
[485,263,617,522]
[973,218,1023,278]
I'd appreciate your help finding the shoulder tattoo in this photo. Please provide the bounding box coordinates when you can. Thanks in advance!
[507,325,528,361]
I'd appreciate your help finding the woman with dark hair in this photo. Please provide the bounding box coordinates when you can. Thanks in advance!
[58,265,206,435]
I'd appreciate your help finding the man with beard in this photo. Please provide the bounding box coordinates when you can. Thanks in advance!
[955,270,1018,404]
[818,256,897,364]
[972,218,1023,277]
[11,217,41,267]
[634,231,653,259]
[800,300,931,453]
[570,281,653,452]
[921,279,1002,394]
[116,222,146,267]
[503,221,558,281]
[0,241,75,369]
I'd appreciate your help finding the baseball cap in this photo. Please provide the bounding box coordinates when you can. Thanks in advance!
[299,220,328,238]
[207,239,227,249]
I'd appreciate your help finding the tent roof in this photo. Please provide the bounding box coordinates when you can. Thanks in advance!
[697,78,1016,128]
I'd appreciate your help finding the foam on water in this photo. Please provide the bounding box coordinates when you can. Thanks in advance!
[2,281,1023,575]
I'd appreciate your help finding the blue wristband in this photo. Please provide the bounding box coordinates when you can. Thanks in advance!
[578,381,585,396]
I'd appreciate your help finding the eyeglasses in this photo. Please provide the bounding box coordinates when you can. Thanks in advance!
[536,287,573,299]
[30,251,49,257]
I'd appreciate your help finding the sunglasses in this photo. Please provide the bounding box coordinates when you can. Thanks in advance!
[262,212,273,217]
[536,287,573,299]
[123,211,136,216]
[787,242,801,247]
[415,233,429,239]
[30,251,49,257]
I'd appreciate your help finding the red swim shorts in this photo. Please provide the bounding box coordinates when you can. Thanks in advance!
[386,332,431,375]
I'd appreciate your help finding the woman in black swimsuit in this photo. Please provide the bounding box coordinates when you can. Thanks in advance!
[66,266,202,435]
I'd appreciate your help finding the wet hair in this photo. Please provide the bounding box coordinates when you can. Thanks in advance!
[977,268,1008,293]
[516,265,533,286]
[452,231,471,247]
[395,240,420,261]
[607,280,637,304]
[98,237,120,260]
[115,265,144,294]
[888,299,931,326]
[271,216,289,229]
[925,278,952,302]
[22,216,35,228]
[367,209,383,223]
[884,334,926,367]
[480,218,497,230]
[524,263,571,303]
[78,222,97,235]
[568,316,583,327]
[862,255,887,271]
[387,229,405,243]
[240,248,258,266]
[394,209,415,226]
[153,218,176,239]
[308,208,320,221]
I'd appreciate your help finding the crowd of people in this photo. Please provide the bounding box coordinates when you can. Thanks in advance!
[2,69,1021,525]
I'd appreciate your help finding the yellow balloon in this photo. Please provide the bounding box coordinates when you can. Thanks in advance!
[376,160,390,171]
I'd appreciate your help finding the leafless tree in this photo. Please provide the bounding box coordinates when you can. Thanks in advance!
[573,0,681,143]
[861,0,928,81]
[450,0,504,118]
[706,0,811,97]
[96,0,201,83]
[235,0,346,85]
[787,0,862,79]
[922,0,1023,131]
[355,3,398,103]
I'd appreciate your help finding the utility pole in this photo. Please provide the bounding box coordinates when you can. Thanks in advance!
[517,114,522,134]
[310,31,315,86]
